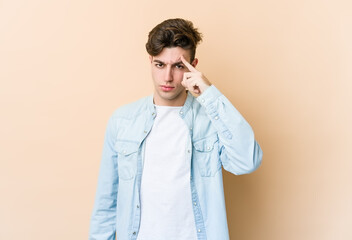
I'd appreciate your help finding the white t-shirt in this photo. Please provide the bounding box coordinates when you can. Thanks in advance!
[136,105,197,240]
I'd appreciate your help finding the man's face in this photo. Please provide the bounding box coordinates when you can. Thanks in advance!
[150,47,198,106]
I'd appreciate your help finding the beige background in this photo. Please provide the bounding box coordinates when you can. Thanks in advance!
[0,0,351,239]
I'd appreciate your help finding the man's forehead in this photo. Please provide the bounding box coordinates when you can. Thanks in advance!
[153,57,183,64]
[152,47,191,64]
[153,55,190,64]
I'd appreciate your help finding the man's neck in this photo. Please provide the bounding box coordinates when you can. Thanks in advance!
[153,93,187,107]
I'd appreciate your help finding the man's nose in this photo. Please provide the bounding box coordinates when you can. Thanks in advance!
[164,66,173,82]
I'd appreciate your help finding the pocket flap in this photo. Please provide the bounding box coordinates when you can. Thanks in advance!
[114,140,139,155]
[193,134,218,152]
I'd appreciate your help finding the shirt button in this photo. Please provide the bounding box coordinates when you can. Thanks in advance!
[207,146,211,150]
[188,149,191,153]
[123,150,126,154]
[198,229,201,232]
[144,130,147,134]
[201,99,205,103]
[214,116,219,120]
[133,232,136,235]
[180,111,184,115]
[137,205,140,208]
[194,202,197,206]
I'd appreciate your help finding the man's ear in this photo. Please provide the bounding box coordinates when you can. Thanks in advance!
[191,58,199,68]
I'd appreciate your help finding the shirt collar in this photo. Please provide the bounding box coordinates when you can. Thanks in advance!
[147,92,195,118]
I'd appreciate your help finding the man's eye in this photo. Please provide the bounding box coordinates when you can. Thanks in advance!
[176,64,184,69]
[155,63,164,68]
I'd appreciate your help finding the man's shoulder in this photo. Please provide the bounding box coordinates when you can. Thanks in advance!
[111,95,151,119]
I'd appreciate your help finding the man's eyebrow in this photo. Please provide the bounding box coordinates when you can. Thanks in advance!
[152,60,184,66]
[153,60,164,64]
[171,61,184,66]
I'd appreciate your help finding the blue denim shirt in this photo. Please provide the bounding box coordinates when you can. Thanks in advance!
[89,85,263,240]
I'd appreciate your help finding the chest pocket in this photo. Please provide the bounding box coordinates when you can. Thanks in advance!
[114,140,139,180]
[193,134,222,177]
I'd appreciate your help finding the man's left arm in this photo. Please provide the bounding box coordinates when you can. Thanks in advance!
[181,56,263,175]
[196,85,263,175]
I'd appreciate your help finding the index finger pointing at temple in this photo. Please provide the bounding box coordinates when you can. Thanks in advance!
[181,55,198,72]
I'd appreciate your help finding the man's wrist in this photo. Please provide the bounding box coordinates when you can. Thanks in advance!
[196,85,222,107]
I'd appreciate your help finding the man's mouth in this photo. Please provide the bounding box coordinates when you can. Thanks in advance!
[160,85,175,92]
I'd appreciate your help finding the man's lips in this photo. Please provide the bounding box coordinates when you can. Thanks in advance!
[160,85,175,92]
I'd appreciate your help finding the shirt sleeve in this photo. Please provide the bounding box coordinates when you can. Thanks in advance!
[196,85,263,175]
[89,115,118,240]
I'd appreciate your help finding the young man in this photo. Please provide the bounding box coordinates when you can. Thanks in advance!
[89,18,263,240]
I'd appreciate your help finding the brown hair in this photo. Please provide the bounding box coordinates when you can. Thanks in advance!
[146,18,203,62]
